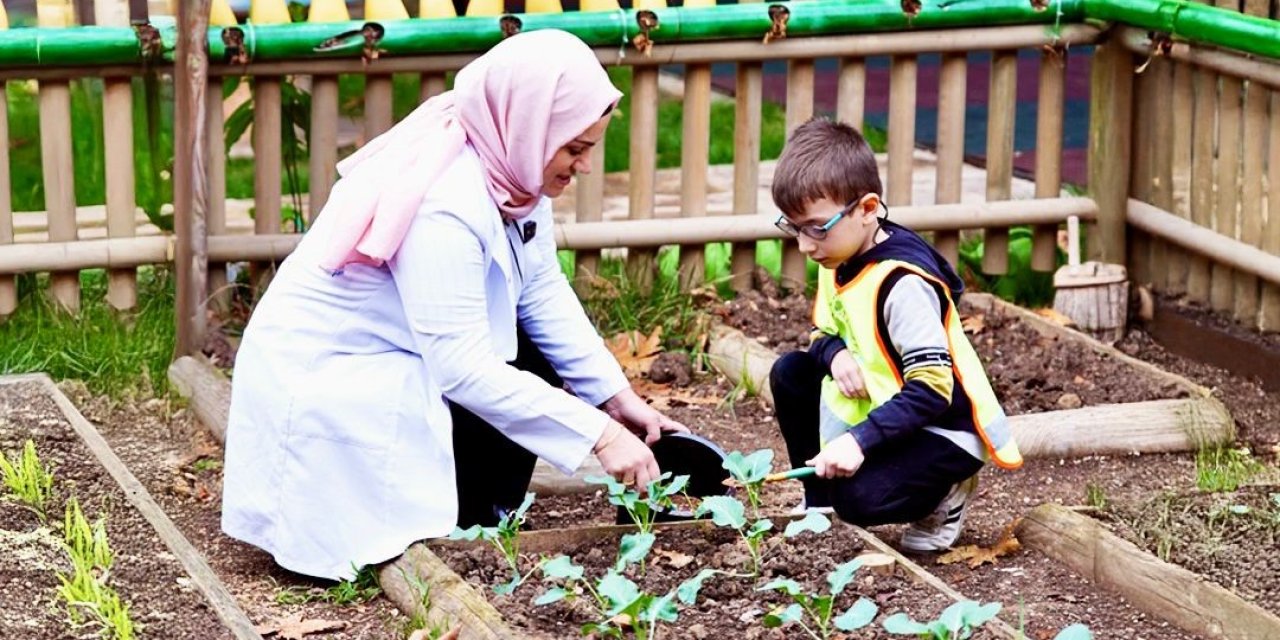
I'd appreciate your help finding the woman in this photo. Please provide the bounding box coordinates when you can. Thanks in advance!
[221,30,686,581]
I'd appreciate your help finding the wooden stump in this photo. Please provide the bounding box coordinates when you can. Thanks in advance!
[1053,261,1130,344]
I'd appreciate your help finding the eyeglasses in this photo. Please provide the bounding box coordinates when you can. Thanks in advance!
[775,196,870,241]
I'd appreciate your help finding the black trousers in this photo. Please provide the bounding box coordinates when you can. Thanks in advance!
[770,350,985,526]
[451,328,563,528]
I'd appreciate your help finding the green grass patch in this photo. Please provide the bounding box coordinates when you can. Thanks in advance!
[275,565,383,606]
[1195,445,1264,493]
[0,269,176,397]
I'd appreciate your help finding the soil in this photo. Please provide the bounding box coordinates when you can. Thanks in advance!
[60,382,409,639]
[433,523,986,640]
[0,381,232,639]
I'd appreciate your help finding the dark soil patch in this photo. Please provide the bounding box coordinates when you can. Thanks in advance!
[0,381,232,639]
[61,382,408,639]
[1102,485,1280,616]
[433,523,984,640]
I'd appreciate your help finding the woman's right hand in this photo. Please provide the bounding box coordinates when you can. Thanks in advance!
[593,421,661,491]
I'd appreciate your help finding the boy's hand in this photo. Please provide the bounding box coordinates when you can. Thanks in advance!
[830,350,869,399]
[806,432,865,479]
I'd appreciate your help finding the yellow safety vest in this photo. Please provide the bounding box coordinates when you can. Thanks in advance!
[812,259,1023,470]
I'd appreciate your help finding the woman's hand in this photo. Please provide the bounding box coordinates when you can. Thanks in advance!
[593,421,661,489]
[830,350,869,399]
[602,388,690,444]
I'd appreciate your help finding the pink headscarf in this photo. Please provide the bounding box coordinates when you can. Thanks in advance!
[317,29,622,273]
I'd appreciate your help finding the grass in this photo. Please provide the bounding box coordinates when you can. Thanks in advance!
[1195,445,1263,493]
[0,439,55,521]
[0,268,176,397]
[275,565,383,606]
[57,497,135,640]
[573,251,715,356]
[1083,482,1107,510]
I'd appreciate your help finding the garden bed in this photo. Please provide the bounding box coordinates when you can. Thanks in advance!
[0,375,255,639]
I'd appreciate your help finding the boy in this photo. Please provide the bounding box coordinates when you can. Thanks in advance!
[768,118,1021,552]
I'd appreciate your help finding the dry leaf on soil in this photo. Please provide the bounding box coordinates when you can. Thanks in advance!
[1033,308,1076,327]
[606,327,664,377]
[408,628,460,640]
[255,614,348,639]
[655,548,696,569]
[961,314,986,335]
[937,518,1022,569]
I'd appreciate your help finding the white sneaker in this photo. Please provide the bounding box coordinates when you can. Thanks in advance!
[788,499,835,516]
[900,475,978,552]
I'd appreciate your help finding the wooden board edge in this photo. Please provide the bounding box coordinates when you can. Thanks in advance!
[379,543,524,640]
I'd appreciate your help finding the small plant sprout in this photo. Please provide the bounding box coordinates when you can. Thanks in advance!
[447,492,537,594]
[63,498,114,577]
[587,472,691,572]
[695,494,830,577]
[0,439,55,520]
[536,554,719,639]
[56,498,134,640]
[721,449,776,517]
[882,600,1002,639]
[757,558,878,640]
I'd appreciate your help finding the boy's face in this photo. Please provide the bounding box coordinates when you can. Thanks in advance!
[783,195,882,269]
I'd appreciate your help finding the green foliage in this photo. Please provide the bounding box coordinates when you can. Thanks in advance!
[758,559,878,640]
[0,439,55,520]
[721,449,775,516]
[882,600,1002,639]
[1195,445,1263,493]
[63,498,114,574]
[223,77,312,232]
[275,565,383,606]
[957,227,1064,307]
[574,254,713,355]
[56,499,134,639]
[0,269,175,397]
[1083,482,1107,510]
[448,492,536,594]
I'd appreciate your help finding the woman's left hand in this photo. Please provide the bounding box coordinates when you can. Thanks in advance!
[602,389,690,445]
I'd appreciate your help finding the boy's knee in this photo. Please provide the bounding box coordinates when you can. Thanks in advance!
[831,482,897,527]
[770,351,819,395]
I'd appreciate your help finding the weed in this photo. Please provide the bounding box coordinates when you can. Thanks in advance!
[0,439,55,520]
[56,499,134,639]
[576,255,713,356]
[588,473,691,573]
[63,498,114,575]
[1083,482,1107,510]
[395,568,457,639]
[1195,445,1262,492]
[275,564,382,606]
[191,458,222,473]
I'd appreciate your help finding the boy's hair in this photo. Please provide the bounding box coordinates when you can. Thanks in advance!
[772,117,883,218]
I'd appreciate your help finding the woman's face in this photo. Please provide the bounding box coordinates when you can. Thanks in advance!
[541,113,613,198]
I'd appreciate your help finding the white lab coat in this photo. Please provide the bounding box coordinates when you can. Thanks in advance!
[221,145,628,580]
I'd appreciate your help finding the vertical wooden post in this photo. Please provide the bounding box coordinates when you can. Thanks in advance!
[206,75,228,310]
[1087,38,1134,265]
[983,50,1016,275]
[174,0,213,357]
[886,54,917,226]
[420,73,447,103]
[782,59,814,292]
[837,57,866,131]
[731,59,762,294]
[1167,59,1193,296]
[933,53,966,267]
[572,129,605,295]
[678,64,711,288]
[627,66,659,290]
[365,75,394,141]
[309,75,339,221]
[252,78,283,293]
[0,83,13,318]
[1234,0,1269,326]
[1033,48,1065,272]
[1188,63,1216,303]
[99,0,136,312]
[1261,92,1280,331]
[37,0,79,313]
[1147,58,1175,292]
[1211,69,1242,314]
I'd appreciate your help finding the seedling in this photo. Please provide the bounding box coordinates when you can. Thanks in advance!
[587,473,690,572]
[721,449,776,517]
[448,492,536,594]
[882,600,1003,639]
[757,558,879,640]
[63,498,113,577]
[0,439,55,520]
[536,554,719,639]
[55,499,135,640]
[695,495,830,576]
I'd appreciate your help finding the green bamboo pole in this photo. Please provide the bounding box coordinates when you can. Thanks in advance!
[1085,0,1280,59]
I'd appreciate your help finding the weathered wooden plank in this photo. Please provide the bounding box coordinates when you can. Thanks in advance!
[380,544,517,640]
[731,60,762,294]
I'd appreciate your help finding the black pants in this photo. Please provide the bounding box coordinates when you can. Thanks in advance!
[451,329,562,528]
[770,350,985,526]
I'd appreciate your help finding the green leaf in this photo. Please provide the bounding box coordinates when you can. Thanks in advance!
[747,518,774,538]
[534,587,568,606]
[676,569,717,605]
[785,511,832,538]
[723,450,774,484]
[661,474,690,499]
[834,597,878,631]
[447,525,487,542]
[1228,504,1251,515]
[882,613,929,635]
[814,595,834,625]
[938,600,973,633]
[644,593,679,625]
[757,578,803,596]
[541,555,584,581]
[695,496,746,529]
[493,575,522,595]
[827,558,865,596]
[1053,624,1093,640]
[928,620,952,638]
[598,572,641,616]
[963,601,1002,629]
[644,472,673,498]
[616,532,656,570]
[586,474,627,495]
[763,603,804,628]
[223,100,254,155]
[513,492,537,520]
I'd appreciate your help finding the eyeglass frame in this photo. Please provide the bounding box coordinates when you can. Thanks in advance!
[773,193,883,241]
